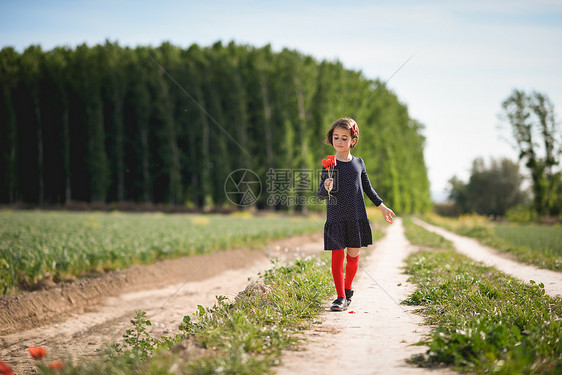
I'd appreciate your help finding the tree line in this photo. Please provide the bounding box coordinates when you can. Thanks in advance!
[0,41,432,213]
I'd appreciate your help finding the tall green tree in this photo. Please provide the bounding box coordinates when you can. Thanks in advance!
[179,44,208,208]
[0,47,19,203]
[157,43,183,205]
[501,89,561,216]
[18,46,45,204]
[202,42,230,207]
[100,41,127,202]
[125,47,152,203]
[78,45,110,203]
[42,46,71,203]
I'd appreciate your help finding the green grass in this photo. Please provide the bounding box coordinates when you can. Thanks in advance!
[423,213,562,271]
[403,218,562,374]
[402,216,454,251]
[494,224,562,257]
[0,210,324,294]
[36,256,334,375]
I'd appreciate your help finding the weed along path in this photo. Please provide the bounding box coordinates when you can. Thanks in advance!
[413,218,562,298]
[0,233,321,375]
[275,218,455,375]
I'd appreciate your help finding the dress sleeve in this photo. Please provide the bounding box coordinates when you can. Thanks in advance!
[360,158,383,206]
[318,167,329,200]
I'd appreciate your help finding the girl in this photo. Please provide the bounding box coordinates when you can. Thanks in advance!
[318,118,395,311]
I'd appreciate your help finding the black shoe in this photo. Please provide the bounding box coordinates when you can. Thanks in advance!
[345,289,354,307]
[330,297,347,311]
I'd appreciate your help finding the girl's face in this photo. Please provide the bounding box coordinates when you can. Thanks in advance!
[332,127,355,152]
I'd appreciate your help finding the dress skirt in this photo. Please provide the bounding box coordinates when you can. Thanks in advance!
[323,218,373,250]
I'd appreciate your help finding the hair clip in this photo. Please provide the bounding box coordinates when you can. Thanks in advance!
[350,121,358,135]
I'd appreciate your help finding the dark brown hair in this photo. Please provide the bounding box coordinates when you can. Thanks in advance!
[324,118,359,148]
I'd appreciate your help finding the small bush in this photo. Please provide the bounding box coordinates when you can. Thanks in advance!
[505,205,537,223]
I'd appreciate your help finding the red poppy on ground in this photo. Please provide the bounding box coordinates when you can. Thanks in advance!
[0,360,14,375]
[28,346,46,360]
[49,361,65,371]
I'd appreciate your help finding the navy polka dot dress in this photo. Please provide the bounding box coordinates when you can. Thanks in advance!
[317,156,383,250]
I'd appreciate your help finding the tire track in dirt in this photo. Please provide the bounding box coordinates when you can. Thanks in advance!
[0,249,266,336]
[275,218,456,375]
[413,218,562,298]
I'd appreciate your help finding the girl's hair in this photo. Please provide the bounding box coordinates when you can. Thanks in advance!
[324,118,359,148]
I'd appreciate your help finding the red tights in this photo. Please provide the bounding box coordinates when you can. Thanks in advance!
[331,249,360,298]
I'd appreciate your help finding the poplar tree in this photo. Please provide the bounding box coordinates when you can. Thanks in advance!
[19,46,45,204]
[502,89,561,216]
[100,41,127,202]
[0,47,19,203]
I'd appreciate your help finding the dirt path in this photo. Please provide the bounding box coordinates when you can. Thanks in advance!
[0,232,322,374]
[275,218,455,375]
[413,218,562,298]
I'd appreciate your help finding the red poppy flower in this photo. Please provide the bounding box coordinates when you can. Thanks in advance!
[322,155,337,198]
[327,154,337,166]
[49,361,65,371]
[28,346,46,360]
[0,360,14,375]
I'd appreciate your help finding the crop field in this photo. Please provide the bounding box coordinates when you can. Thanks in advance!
[494,224,562,256]
[0,210,324,295]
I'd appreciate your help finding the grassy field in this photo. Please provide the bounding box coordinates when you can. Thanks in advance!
[494,224,562,256]
[402,217,562,374]
[0,210,325,295]
[422,213,562,271]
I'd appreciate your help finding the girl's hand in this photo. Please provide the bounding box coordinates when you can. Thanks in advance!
[324,178,333,193]
[378,203,395,224]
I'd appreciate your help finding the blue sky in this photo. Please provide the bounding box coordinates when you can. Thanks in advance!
[2,0,561,201]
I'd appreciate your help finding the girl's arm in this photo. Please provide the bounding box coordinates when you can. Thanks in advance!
[360,158,383,206]
[318,167,330,199]
[360,158,395,223]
